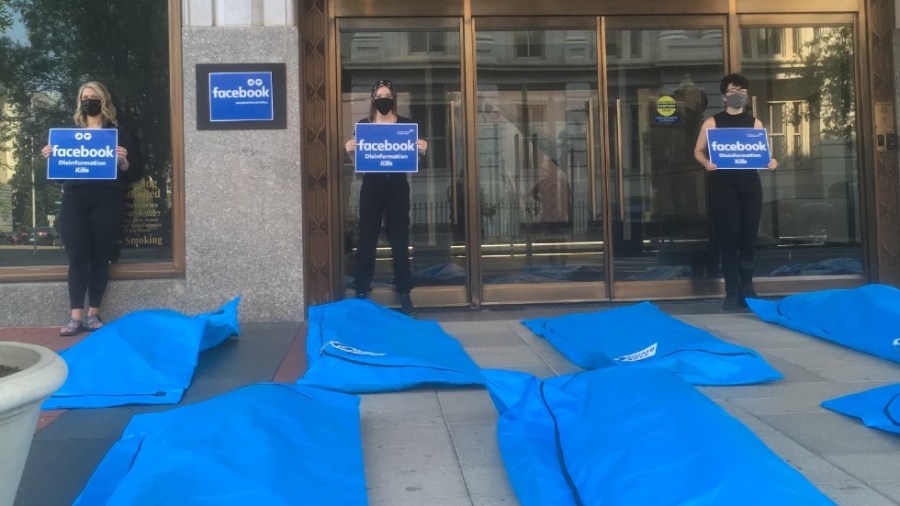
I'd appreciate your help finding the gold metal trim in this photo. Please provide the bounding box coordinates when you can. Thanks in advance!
[597,16,614,294]
[614,98,625,220]
[168,0,185,276]
[334,0,463,18]
[482,281,609,304]
[463,0,482,306]
[0,262,183,283]
[472,0,728,17]
[605,15,726,30]
[739,13,855,26]
[736,0,857,14]
[449,103,459,226]
[337,18,462,30]
[586,98,597,222]
[355,286,470,308]
[475,17,596,30]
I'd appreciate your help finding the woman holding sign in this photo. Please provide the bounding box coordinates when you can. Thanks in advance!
[41,81,141,335]
[345,80,427,315]
[694,73,777,310]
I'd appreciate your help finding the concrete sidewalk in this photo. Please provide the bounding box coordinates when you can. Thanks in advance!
[4,301,900,505]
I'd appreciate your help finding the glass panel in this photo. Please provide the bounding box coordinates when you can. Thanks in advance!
[742,25,862,277]
[606,28,724,282]
[476,27,602,284]
[339,23,465,292]
[0,1,173,269]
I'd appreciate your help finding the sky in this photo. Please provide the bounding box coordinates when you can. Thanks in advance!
[3,11,30,45]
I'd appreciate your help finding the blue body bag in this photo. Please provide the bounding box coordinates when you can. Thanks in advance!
[299,299,484,392]
[748,284,900,364]
[484,367,833,506]
[44,297,240,409]
[523,302,782,385]
[75,383,366,506]
[822,383,900,435]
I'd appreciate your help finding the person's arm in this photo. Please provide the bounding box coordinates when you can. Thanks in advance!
[755,118,779,170]
[346,120,365,159]
[693,117,717,171]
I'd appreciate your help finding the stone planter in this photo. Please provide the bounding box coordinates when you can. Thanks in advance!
[0,342,68,506]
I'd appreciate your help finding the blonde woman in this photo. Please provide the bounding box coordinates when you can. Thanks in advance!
[41,81,142,335]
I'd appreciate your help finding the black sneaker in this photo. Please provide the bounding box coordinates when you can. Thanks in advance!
[722,292,741,311]
[399,292,415,315]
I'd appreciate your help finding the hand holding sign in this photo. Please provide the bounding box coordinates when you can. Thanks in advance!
[46,128,119,180]
[706,128,774,170]
[353,123,420,173]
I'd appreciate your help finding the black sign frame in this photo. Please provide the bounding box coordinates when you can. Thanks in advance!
[196,63,287,130]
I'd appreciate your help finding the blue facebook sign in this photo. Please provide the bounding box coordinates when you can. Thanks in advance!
[706,128,771,169]
[354,123,419,173]
[47,128,118,180]
[208,71,274,122]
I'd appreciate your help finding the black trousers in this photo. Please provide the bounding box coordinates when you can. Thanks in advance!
[58,186,125,309]
[709,171,762,295]
[354,173,413,294]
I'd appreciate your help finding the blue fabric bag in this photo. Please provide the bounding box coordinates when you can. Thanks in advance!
[44,297,240,409]
[522,301,782,385]
[75,383,366,506]
[822,383,900,435]
[484,367,834,506]
[298,298,484,393]
[747,284,900,364]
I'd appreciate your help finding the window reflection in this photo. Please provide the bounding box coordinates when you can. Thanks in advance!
[744,25,862,276]
[0,1,173,269]
[340,25,466,290]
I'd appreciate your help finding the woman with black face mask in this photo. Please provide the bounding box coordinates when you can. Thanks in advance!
[41,81,142,335]
[344,79,427,315]
[694,73,778,310]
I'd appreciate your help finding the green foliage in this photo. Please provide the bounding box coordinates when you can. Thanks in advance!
[794,26,855,140]
[0,1,12,32]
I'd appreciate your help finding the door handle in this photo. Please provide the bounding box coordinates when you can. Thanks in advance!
[449,102,458,226]
[615,98,625,220]
[586,100,597,222]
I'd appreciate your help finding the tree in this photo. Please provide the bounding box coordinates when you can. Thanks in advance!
[0,0,12,31]
[792,26,855,141]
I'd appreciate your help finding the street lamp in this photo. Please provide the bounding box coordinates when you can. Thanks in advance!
[29,93,36,255]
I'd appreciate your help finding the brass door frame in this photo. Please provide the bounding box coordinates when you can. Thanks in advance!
[733,12,871,297]
[600,15,730,301]
[473,16,609,305]
[334,16,471,308]
[302,0,895,309]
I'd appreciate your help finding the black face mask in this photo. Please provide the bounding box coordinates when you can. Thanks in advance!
[81,98,102,117]
[373,97,394,115]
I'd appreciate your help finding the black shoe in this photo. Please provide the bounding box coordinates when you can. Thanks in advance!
[399,292,415,315]
[722,292,741,310]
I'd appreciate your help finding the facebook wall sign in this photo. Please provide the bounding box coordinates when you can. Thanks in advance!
[354,123,419,173]
[47,128,118,180]
[196,63,287,130]
[209,72,273,122]
[706,128,771,169]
